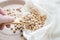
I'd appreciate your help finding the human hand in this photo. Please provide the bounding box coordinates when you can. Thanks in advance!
[0,8,14,30]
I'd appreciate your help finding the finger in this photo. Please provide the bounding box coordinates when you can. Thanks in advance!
[0,8,6,15]
[0,24,4,30]
[6,24,10,28]
[0,15,14,24]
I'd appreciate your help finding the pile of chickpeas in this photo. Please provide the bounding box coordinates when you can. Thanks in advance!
[4,6,47,32]
[4,6,47,40]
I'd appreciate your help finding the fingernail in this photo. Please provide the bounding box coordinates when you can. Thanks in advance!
[9,17,15,22]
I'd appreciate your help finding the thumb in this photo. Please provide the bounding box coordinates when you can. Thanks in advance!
[0,15,14,24]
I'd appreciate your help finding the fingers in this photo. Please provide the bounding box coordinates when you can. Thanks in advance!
[0,8,6,15]
[0,15,14,30]
[0,24,10,30]
[0,24,4,30]
[0,15,14,24]
[0,8,14,30]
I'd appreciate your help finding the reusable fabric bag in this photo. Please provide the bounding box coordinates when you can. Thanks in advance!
[23,0,56,40]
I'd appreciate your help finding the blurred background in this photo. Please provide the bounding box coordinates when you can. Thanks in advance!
[0,0,60,40]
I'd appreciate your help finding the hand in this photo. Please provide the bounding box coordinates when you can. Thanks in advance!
[0,8,14,30]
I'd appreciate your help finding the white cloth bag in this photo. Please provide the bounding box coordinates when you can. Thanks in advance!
[23,0,56,40]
